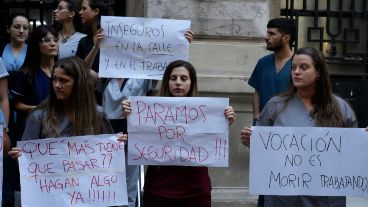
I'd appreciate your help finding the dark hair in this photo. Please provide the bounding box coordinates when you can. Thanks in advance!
[283,47,348,127]
[5,13,29,42]
[55,0,84,32]
[267,18,296,48]
[42,56,100,136]
[88,0,111,21]
[6,13,28,29]
[160,60,198,97]
[21,25,58,76]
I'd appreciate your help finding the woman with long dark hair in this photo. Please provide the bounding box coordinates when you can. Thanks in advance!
[12,25,59,136]
[123,60,235,207]
[9,56,121,150]
[241,47,357,207]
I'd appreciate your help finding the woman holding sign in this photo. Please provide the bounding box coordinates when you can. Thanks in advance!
[123,60,235,207]
[240,47,357,207]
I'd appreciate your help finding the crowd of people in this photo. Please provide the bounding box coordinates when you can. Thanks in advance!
[0,0,363,207]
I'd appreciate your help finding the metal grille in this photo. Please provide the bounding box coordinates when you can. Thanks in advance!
[281,0,368,64]
[0,0,125,43]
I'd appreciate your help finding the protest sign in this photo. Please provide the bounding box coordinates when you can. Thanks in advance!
[99,16,191,80]
[250,126,368,197]
[127,96,229,167]
[18,134,127,207]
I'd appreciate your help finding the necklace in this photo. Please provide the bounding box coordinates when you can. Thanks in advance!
[60,31,75,43]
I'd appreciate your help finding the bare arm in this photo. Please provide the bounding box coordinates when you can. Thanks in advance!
[252,90,260,120]
[14,98,36,113]
[3,129,11,157]
[0,78,10,123]
[84,28,104,70]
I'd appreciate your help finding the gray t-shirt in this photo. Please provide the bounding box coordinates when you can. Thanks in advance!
[258,94,357,207]
[22,107,113,140]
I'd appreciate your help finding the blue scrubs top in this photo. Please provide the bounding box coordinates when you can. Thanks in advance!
[248,53,292,112]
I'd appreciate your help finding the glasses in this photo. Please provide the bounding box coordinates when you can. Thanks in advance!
[41,37,59,44]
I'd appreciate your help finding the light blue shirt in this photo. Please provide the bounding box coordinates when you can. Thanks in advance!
[0,57,9,78]
[2,43,27,73]
[102,79,156,119]
[0,110,7,129]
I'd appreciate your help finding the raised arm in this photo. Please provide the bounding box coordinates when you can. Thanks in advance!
[252,90,260,124]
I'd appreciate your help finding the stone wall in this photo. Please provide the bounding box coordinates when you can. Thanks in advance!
[146,0,270,38]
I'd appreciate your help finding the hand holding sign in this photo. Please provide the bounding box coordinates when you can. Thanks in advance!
[240,126,252,147]
[250,126,368,197]
[17,134,128,207]
[127,96,231,167]
[99,16,191,79]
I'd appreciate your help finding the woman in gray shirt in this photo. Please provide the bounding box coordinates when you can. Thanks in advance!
[241,47,357,207]
[9,57,124,148]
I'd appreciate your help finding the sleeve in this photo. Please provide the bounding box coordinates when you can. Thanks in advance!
[248,61,260,90]
[257,98,282,126]
[339,99,358,128]
[257,103,274,126]
[76,36,87,59]
[0,110,6,128]
[11,71,28,97]
[21,110,43,140]
[0,57,8,78]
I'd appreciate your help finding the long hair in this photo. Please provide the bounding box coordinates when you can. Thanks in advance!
[41,57,100,137]
[160,60,198,97]
[20,25,58,76]
[282,47,347,127]
[54,0,84,33]
[88,0,111,22]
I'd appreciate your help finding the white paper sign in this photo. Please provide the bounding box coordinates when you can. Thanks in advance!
[18,134,128,207]
[99,16,191,80]
[250,126,368,197]
[127,96,229,167]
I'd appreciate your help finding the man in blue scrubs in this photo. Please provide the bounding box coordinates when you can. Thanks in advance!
[248,18,296,125]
